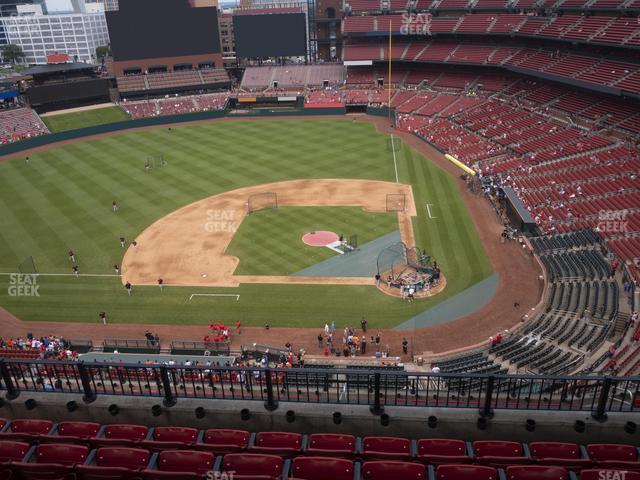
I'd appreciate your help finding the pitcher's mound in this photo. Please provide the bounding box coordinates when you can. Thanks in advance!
[302,231,339,247]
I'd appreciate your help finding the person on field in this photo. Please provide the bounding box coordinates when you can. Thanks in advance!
[114,264,120,274]
[125,282,132,296]
[72,265,79,277]
[158,278,164,291]
[119,237,125,248]
[112,201,118,212]
[68,250,76,263]
[99,311,107,325]
[402,338,409,355]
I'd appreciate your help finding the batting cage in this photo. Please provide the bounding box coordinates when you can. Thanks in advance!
[18,256,38,274]
[247,192,278,214]
[376,242,408,279]
[386,193,406,212]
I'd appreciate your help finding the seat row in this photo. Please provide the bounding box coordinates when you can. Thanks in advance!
[1,419,640,467]
[2,440,640,480]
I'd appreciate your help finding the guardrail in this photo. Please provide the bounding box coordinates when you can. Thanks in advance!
[0,359,637,419]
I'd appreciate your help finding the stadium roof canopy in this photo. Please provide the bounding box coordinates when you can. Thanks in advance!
[22,62,98,76]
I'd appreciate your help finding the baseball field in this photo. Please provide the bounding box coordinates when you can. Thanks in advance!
[0,118,492,328]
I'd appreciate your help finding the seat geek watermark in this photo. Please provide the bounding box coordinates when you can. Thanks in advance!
[206,472,235,480]
[8,274,40,297]
[597,209,629,234]
[205,209,238,233]
[400,13,433,35]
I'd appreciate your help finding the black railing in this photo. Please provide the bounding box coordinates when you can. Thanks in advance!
[0,359,638,417]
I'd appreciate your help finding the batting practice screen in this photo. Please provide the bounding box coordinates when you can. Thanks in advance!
[233,13,307,58]
[106,0,221,61]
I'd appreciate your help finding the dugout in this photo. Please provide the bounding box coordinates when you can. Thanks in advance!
[23,63,115,113]
[502,186,537,234]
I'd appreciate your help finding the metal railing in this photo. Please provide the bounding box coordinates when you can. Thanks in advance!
[0,359,638,419]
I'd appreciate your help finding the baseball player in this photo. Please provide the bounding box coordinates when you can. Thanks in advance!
[72,265,79,277]
[112,201,118,212]
[158,278,164,291]
[125,282,132,296]
[113,264,120,274]
[119,237,125,248]
[68,250,76,263]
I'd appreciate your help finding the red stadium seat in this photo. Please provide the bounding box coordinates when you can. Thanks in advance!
[0,440,29,463]
[416,439,471,465]
[222,453,284,480]
[361,461,425,480]
[361,436,413,462]
[587,444,640,470]
[505,465,570,479]
[196,429,250,454]
[473,441,532,467]
[40,422,101,444]
[91,424,148,448]
[141,427,198,451]
[154,450,214,474]
[34,443,89,465]
[290,456,354,480]
[75,465,142,480]
[305,433,357,458]
[0,420,6,431]
[580,470,640,480]
[435,464,498,480]
[249,431,303,457]
[94,447,151,470]
[529,442,592,470]
[0,419,53,441]
[11,462,75,480]
[141,471,201,480]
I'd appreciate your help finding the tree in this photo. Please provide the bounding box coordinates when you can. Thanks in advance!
[2,44,25,64]
[95,45,109,60]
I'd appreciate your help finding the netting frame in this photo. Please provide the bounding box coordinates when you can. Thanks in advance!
[376,241,408,278]
[247,192,278,214]
[18,256,38,274]
[386,193,406,212]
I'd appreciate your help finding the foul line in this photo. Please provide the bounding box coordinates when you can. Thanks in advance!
[188,293,240,302]
[390,134,399,184]
[0,272,121,278]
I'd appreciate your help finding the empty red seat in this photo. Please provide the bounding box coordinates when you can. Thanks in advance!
[141,472,201,480]
[222,453,284,480]
[75,465,142,480]
[362,461,425,480]
[91,424,148,448]
[435,464,498,480]
[94,447,150,470]
[505,465,569,479]
[587,444,640,470]
[290,456,354,480]
[580,469,640,480]
[250,431,303,457]
[529,442,592,470]
[196,429,250,454]
[40,422,102,444]
[473,441,532,467]
[154,450,214,474]
[141,427,198,451]
[0,440,29,463]
[417,439,471,465]
[0,419,53,441]
[362,436,413,462]
[35,443,89,465]
[305,433,357,458]
[11,462,76,480]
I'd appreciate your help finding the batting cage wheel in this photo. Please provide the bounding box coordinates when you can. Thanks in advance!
[247,192,278,214]
[386,193,406,212]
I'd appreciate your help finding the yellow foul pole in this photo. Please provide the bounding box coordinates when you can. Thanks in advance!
[388,19,392,124]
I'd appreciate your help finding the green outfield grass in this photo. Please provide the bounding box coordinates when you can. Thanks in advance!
[42,106,131,133]
[227,207,398,275]
[0,119,492,327]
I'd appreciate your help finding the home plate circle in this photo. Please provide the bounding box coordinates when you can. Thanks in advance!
[302,231,339,247]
